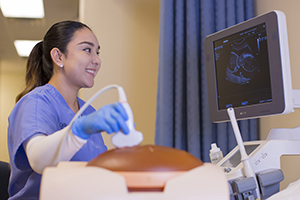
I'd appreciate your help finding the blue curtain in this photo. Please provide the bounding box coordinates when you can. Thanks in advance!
[155,0,259,162]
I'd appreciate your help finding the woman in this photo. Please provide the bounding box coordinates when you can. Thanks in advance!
[7,21,129,199]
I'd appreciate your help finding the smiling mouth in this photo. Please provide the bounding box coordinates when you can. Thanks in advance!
[85,69,96,75]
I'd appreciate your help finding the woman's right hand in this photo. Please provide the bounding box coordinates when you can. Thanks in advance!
[71,102,129,139]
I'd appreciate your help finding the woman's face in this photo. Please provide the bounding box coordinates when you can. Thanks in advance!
[62,27,101,89]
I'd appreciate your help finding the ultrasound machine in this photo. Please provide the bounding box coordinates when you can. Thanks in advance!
[205,10,300,200]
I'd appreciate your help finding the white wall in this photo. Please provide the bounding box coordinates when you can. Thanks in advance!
[255,0,300,190]
[79,0,160,149]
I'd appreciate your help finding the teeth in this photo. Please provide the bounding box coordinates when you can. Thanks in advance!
[85,69,95,74]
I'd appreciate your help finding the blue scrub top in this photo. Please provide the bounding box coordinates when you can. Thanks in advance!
[7,84,107,199]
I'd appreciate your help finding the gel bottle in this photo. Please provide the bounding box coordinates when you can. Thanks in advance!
[209,143,223,164]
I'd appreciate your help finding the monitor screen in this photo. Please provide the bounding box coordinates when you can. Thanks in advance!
[204,11,293,123]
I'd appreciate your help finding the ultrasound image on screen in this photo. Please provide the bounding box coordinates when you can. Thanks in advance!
[213,23,272,110]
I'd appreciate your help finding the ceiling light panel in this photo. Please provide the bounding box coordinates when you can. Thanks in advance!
[0,0,45,18]
[14,40,40,57]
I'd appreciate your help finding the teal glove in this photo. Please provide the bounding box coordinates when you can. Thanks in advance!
[71,102,129,139]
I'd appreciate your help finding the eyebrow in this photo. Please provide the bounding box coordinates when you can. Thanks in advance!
[78,41,100,49]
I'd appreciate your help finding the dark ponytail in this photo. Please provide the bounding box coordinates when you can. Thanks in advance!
[16,21,91,102]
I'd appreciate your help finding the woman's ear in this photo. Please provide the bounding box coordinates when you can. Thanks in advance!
[50,48,64,67]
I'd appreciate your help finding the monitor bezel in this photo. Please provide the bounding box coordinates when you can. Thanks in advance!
[204,10,293,123]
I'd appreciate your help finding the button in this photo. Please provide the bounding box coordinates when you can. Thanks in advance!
[224,167,232,173]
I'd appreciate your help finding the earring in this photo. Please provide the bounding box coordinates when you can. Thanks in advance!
[59,64,63,68]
